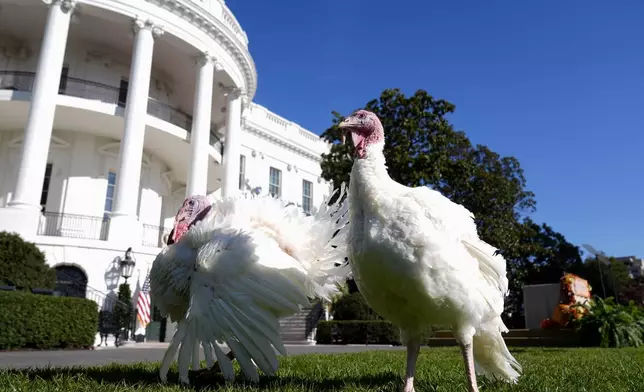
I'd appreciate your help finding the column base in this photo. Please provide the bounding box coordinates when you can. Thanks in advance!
[107,214,142,247]
[0,206,42,241]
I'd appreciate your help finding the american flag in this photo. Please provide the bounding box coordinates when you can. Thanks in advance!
[137,271,152,327]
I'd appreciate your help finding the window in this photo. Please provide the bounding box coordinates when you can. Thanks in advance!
[268,167,281,198]
[104,171,116,219]
[58,65,69,94]
[239,155,246,191]
[118,78,129,107]
[302,179,313,214]
[40,163,53,210]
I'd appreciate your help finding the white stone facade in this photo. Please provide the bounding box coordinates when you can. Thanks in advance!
[0,0,331,340]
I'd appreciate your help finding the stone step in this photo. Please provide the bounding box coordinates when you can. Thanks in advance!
[279,322,308,328]
[281,334,307,341]
[279,316,310,322]
[280,324,306,329]
[280,320,309,324]
[280,330,307,335]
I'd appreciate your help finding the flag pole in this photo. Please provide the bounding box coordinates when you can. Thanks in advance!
[135,266,152,343]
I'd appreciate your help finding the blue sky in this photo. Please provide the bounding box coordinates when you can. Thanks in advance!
[227,0,644,258]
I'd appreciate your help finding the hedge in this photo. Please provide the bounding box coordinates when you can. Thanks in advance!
[0,290,98,350]
[316,320,400,345]
[317,320,440,345]
[331,292,383,321]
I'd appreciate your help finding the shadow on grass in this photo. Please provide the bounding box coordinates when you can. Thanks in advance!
[4,366,403,391]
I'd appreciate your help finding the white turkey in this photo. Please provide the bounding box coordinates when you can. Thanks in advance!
[338,110,521,392]
[150,187,350,384]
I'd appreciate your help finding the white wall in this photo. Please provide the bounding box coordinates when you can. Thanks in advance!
[0,131,179,228]
[38,241,158,297]
[239,131,331,210]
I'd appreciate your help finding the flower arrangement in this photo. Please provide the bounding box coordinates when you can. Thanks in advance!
[540,273,592,329]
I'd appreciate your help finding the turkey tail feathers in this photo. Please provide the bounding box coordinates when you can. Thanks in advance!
[204,184,352,300]
[472,322,522,384]
[462,239,508,297]
[297,183,352,299]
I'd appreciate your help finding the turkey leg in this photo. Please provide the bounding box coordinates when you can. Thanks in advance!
[458,341,479,392]
[402,338,420,392]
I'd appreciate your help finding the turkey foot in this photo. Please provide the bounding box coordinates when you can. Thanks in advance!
[190,351,236,379]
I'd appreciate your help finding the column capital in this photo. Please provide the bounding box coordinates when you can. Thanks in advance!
[223,86,243,100]
[196,52,223,71]
[42,0,77,13]
[133,17,165,39]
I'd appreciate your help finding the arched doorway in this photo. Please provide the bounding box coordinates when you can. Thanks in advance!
[54,265,88,298]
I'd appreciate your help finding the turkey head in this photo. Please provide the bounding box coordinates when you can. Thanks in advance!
[337,110,384,159]
[167,195,212,245]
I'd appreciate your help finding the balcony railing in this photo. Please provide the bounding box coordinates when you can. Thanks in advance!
[38,211,109,241]
[142,224,171,248]
[0,70,223,154]
[35,212,173,247]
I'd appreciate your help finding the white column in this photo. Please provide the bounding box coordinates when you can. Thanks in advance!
[8,0,76,211]
[108,18,163,244]
[221,88,243,199]
[185,53,220,198]
[0,0,76,238]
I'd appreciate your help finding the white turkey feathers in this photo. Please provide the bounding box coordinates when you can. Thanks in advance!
[150,185,350,384]
[338,109,520,392]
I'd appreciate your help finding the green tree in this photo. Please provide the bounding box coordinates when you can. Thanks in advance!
[577,255,632,300]
[320,88,536,253]
[620,277,644,305]
[113,283,133,340]
[0,231,56,290]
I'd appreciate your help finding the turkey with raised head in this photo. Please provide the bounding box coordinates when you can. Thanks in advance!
[150,187,350,385]
[338,110,521,392]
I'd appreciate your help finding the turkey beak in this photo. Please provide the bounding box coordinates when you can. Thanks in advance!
[338,117,357,145]
[338,116,358,130]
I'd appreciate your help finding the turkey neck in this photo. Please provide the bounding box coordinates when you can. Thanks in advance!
[349,142,395,218]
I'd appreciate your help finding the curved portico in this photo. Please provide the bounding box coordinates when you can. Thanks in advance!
[0,1,332,343]
[0,0,250,245]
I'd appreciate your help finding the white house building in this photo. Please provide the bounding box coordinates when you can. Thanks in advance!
[0,0,332,342]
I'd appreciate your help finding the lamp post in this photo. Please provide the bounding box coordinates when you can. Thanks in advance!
[119,247,136,282]
[116,247,136,344]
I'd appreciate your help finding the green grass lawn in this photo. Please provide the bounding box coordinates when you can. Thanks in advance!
[1,347,643,391]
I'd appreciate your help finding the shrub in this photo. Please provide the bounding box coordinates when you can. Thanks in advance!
[571,296,644,348]
[332,292,383,321]
[317,320,401,345]
[316,320,438,345]
[113,283,133,333]
[0,290,98,350]
[0,231,55,290]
